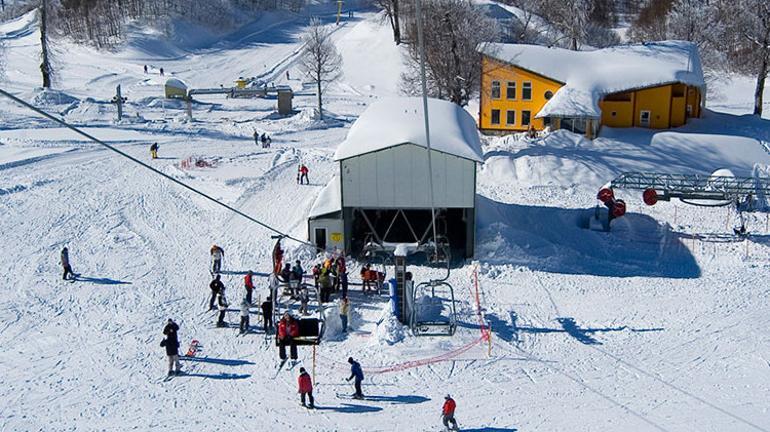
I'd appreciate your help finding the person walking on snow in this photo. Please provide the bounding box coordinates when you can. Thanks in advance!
[210,244,224,274]
[261,133,268,148]
[346,357,364,399]
[298,367,314,408]
[441,395,459,431]
[216,288,229,327]
[298,164,309,185]
[339,297,350,333]
[150,142,159,159]
[60,247,75,280]
[244,270,255,305]
[291,260,304,295]
[161,319,181,376]
[261,296,273,332]
[239,298,250,334]
[209,274,224,310]
[253,130,259,147]
[278,312,299,361]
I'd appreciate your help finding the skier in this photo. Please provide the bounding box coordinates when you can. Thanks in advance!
[441,395,459,431]
[298,367,314,409]
[286,70,290,80]
[60,247,75,280]
[210,244,224,274]
[360,264,372,295]
[277,312,299,361]
[239,298,250,334]
[216,288,229,327]
[318,267,333,303]
[244,270,255,305]
[291,260,304,294]
[261,295,273,332]
[261,133,268,148]
[339,297,350,333]
[161,318,181,376]
[336,256,348,299]
[143,64,148,74]
[298,164,309,185]
[209,274,224,310]
[159,67,164,76]
[150,142,159,159]
[346,357,364,399]
[298,286,310,316]
[253,130,259,147]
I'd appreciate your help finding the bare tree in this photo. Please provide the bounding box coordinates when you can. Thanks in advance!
[298,19,343,120]
[723,0,770,116]
[374,0,402,44]
[628,0,673,42]
[401,0,498,106]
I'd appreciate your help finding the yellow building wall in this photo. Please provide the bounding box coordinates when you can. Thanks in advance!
[479,56,563,132]
[671,96,686,127]
[599,95,635,127]
[686,86,701,118]
[634,85,672,129]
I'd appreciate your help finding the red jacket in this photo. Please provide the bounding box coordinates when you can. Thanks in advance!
[442,398,456,416]
[300,165,309,174]
[244,273,254,290]
[278,319,300,339]
[298,372,313,393]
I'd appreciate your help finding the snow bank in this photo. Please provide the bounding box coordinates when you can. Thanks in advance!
[30,88,80,106]
[373,307,406,345]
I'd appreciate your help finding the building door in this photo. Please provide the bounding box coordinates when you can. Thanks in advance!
[314,228,327,251]
[639,110,651,127]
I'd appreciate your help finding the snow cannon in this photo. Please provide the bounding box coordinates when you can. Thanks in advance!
[642,188,658,206]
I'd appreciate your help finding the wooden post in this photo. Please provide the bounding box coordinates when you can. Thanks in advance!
[312,344,316,385]
[487,326,492,358]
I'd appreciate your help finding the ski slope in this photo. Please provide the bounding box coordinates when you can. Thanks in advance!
[2,5,770,432]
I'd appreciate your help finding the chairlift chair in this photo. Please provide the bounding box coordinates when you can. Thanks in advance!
[272,280,326,346]
[410,279,457,337]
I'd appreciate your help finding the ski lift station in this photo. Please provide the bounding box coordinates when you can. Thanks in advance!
[308,97,484,259]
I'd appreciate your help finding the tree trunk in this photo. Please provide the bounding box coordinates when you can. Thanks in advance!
[316,78,323,120]
[40,0,52,89]
[754,56,767,116]
[393,0,401,45]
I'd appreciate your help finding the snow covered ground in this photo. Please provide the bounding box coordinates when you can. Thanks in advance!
[2,5,770,432]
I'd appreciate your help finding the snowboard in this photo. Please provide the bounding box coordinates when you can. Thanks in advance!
[185,339,201,357]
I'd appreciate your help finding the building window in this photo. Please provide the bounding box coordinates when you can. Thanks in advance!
[491,81,501,99]
[521,110,531,126]
[491,109,501,125]
[506,110,516,125]
[611,111,617,117]
[506,82,516,99]
[522,82,532,100]
[544,90,553,100]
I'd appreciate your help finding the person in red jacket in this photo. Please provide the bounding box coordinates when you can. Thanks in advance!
[244,270,255,304]
[441,395,459,431]
[298,164,309,185]
[298,367,314,408]
[277,312,299,361]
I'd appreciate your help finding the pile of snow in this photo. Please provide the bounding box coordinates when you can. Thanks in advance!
[30,88,80,106]
[480,41,704,118]
[373,307,406,345]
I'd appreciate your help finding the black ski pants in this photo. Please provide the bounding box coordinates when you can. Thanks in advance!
[279,337,297,360]
[62,265,73,280]
[301,391,314,407]
[354,377,363,397]
[240,316,249,333]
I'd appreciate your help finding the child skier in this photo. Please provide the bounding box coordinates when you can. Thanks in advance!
[239,298,250,334]
[161,319,181,376]
[210,244,224,274]
[346,357,364,399]
[216,288,229,327]
[441,395,459,431]
[60,247,75,280]
[298,367,314,408]
[261,296,273,332]
[209,275,224,311]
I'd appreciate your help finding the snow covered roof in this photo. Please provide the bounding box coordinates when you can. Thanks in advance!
[479,41,705,118]
[164,78,188,90]
[333,97,484,162]
[308,175,341,219]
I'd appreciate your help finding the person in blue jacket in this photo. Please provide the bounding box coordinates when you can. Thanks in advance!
[346,357,364,399]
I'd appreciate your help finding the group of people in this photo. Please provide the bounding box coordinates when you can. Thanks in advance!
[143,64,164,76]
[254,131,272,148]
[311,256,349,302]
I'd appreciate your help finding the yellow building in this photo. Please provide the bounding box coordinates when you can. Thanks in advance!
[478,41,705,138]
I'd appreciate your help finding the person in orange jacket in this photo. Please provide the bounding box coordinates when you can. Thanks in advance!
[277,312,299,361]
[298,367,314,408]
[441,395,459,431]
[244,270,255,304]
